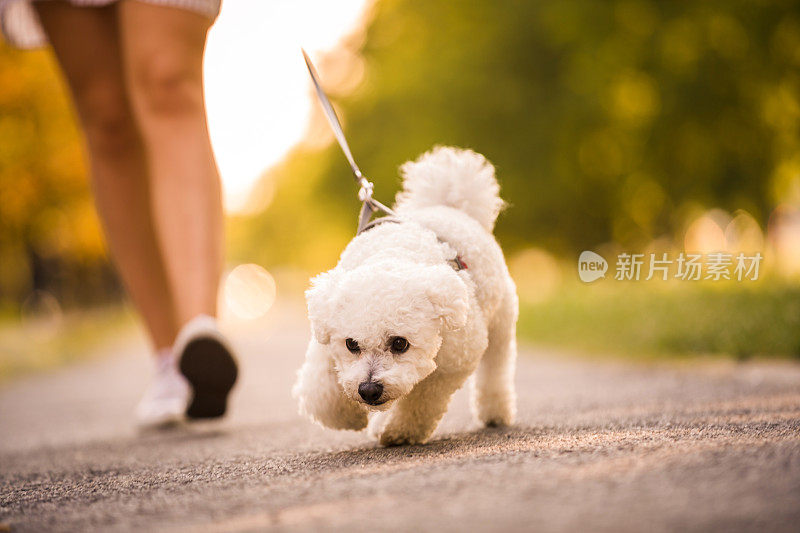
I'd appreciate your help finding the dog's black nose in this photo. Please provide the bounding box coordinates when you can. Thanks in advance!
[358,381,383,404]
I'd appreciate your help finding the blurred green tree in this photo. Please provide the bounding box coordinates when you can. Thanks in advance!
[233,0,800,269]
[2,1,800,307]
[0,42,116,310]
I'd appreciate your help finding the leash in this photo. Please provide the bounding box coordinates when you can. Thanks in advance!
[301,50,466,271]
[302,50,396,234]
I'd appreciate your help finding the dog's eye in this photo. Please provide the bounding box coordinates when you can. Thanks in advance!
[389,336,409,354]
[345,338,360,353]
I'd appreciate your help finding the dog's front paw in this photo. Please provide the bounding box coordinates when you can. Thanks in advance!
[379,430,424,447]
[378,423,430,447]
[367,411,390,439]
[482,417,512,428]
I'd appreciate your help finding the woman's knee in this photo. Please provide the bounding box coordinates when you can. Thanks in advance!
[73,78,140,156]
[128,52,205,118]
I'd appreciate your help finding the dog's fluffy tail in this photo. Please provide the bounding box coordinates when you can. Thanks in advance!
[394,146,505,232]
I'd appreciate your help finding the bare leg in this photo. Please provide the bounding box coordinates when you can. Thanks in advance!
[119,2,223,326]
[35,2,178,349]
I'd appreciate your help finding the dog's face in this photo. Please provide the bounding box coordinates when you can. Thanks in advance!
[306,261,469,410]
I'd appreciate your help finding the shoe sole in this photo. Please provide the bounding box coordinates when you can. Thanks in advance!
[179,337,238,419]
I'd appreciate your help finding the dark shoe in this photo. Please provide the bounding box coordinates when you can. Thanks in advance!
[175,315,238,419]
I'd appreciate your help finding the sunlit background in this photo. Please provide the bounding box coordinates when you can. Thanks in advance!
[203,0,369,213]
[2,0,800,378]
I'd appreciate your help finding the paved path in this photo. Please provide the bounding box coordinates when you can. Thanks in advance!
[1,303,799,532]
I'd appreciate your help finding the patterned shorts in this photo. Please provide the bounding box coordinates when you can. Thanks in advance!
[0,0,221,48]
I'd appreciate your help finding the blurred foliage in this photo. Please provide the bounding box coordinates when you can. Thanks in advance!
[518,280,800,359]
[233,0,800,269]
[0,41,116,309]
[0,304,134,381]
[3,0,800,360]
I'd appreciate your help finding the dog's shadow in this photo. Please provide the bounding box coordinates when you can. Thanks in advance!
[297,426,542,476]
[136,421,228,443]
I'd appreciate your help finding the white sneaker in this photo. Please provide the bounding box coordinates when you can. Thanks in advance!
[136,349,190,428]
[174,315,238,420]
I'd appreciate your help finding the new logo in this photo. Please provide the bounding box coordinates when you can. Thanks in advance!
[578,251,607,283]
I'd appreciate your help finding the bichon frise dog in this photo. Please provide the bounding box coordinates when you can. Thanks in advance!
[293,146,518,446]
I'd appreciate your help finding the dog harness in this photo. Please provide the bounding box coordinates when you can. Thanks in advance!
[357,217,468,271]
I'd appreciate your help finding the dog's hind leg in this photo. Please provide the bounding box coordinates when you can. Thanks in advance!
[379,368,471,446]
[471,283,518,427]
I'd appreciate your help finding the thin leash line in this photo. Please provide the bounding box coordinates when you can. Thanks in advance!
[301,49,362,183]
[302,49,396,230]
[301,50,465,271]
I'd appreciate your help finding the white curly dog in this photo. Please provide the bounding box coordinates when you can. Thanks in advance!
[293,146,518,446]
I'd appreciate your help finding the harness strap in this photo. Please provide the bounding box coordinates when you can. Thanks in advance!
[356,179,396,232]
[357,201,377,235]
[356,216,468,271]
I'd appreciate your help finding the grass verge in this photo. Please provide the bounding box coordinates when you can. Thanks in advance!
[0,305,136,383]
[518,280,800,360]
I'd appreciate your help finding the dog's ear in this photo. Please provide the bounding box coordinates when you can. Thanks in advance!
[425,265,469,330]
[293,340,368,430]
[306,270,338,344]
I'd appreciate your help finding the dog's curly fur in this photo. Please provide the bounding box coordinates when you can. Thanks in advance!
[293,146,518,446]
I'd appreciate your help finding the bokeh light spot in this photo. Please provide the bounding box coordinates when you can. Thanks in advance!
[224,264,277,320]
[684,211,728,253]
[509,248,562,304]
[725,210,764,254]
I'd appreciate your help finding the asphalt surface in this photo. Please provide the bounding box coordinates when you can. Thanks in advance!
[1,303,799,532]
